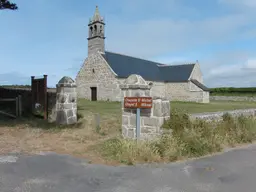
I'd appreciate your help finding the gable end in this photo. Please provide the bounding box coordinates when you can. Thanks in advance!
[191,79,209,91]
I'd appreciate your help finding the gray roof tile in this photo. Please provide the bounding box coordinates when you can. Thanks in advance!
[102,51,195,82]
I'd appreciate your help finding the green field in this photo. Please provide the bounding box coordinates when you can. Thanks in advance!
[78,99,256,116]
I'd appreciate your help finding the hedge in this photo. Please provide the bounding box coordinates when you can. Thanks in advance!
[210,87,256,94]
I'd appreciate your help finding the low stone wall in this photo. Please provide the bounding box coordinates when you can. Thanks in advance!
[0,87,56,116]
[210,96,256,102]
[190,108,256,122]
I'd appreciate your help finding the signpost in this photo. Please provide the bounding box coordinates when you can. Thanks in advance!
[124,97,153,140]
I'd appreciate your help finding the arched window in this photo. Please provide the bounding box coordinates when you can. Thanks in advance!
[94,25,97,35]
[90,26,93,37]
[100,25,103,35]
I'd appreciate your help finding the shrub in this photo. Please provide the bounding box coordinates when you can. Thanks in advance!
[100,111,256,165]
[100,137,161,165]
[162,108,191,134]
[216,114,256,146]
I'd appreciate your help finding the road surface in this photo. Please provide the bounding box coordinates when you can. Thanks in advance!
[0,144,256,192]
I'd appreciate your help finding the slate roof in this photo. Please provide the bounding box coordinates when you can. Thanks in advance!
[190,79,210,91]
[101,51,195,82]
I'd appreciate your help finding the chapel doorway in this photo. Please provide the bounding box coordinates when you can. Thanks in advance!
[91,87,97,101]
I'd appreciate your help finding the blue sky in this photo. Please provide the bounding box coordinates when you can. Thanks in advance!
[0,0,256,88]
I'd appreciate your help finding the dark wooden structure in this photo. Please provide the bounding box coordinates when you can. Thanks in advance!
[0,95,22,118]
[31,75,48,120]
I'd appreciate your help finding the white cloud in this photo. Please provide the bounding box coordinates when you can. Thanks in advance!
[245,59,256,68]
[203,53,256,87]
[101,0,255,60]
[105,13,253,59]
[219,0,256,8]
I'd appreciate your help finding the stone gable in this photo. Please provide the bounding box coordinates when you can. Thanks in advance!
[76,52,122,101]
[189,63,203,83]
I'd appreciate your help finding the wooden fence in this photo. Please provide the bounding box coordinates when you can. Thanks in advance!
[0,95,22,118]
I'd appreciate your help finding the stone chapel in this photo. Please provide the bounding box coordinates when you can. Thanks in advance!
[76,6,210,103]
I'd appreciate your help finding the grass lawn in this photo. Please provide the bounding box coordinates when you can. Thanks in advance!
[171,101,256,114]
[77,99,256,115]
[0,99,256,165]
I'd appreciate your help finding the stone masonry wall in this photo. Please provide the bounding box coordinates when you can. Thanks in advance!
[165,82,209,103]
[120,74,170,140]
[146,81,165,99]
[88,38,105,56]
[210,96,256,102]
[76,52,121,101]
[122,99,170,139]
[190,108,256,122]
[203,91,210,103]
[189,81,202,91]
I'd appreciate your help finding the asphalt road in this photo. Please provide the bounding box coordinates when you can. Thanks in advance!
[0,144,256,192]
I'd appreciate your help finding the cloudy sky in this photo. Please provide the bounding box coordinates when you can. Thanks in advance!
[0,0,255,88]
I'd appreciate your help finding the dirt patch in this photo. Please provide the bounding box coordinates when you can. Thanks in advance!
[0,113,121,165]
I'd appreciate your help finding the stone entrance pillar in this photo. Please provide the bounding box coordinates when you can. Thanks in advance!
[56,76,77,125]
[120,74,170,140]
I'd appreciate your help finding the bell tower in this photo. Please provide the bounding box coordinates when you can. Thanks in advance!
[87,6,105,56]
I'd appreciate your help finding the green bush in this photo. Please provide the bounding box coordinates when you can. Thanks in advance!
[100,110,256,165]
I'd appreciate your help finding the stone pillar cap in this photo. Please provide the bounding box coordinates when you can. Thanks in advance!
[120,74,151,90]
[125,74,147,85]
[56,76,76,87]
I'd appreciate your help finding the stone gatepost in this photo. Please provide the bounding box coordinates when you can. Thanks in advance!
[120,74,170,140]
[56,76,77,125]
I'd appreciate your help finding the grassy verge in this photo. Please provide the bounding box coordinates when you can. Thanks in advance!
[0,99,256,165]
[100,110,256,165]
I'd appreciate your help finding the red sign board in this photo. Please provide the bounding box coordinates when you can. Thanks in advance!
[124,97,153,109]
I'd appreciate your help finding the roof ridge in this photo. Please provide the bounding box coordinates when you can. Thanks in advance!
[105,51,197,67]
[158,63,196,67]
[105,50,165,65]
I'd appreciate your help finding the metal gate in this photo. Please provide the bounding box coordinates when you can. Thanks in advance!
[31,75,48,120]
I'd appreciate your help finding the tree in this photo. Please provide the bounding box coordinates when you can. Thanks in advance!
[0,0,18,10]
